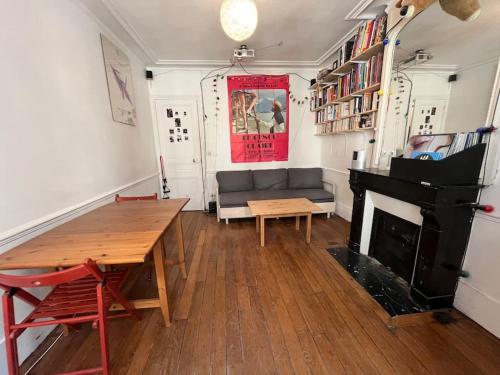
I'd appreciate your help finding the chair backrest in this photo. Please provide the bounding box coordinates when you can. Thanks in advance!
[115,193,158,202]
[0,259,103,289]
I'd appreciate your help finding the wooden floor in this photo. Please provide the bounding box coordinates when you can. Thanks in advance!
[22,212,500,374]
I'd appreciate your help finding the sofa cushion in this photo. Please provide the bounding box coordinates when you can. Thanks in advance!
[252,169,288,190]
[219,189,334,208]
[216,170,253,193]
[288,168,323,189]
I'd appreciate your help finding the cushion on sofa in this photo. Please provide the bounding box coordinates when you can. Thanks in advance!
[216,170,253,193]
[219,189,334,208]
[252,169,288,190]
[288,168,323,189]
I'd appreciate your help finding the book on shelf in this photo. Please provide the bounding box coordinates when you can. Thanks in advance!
[339,40,355,66]
[310,84,337,110]
[337,52,383,98]
[351,14,387,58]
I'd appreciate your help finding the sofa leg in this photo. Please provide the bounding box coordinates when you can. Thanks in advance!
[327,212,331,219]
[225,218,229,225]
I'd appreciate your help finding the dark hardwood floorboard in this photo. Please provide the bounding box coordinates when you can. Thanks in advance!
[21,211,500,374]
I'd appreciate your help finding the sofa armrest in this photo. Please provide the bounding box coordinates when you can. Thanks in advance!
[322,180,336,197]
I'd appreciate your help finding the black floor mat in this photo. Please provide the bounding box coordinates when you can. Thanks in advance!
[327,247,425,316]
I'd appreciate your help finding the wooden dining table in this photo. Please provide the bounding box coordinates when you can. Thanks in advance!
[0,198,189,327]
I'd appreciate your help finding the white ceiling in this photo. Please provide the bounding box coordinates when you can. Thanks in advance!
[100,0,377,65]
[395,0,500,69]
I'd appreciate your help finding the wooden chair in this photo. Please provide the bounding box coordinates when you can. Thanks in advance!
[115,193,158,202]
[0,259,140,375]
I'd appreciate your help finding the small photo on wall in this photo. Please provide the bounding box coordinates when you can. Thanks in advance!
[166,108,173,118]
[183,128,188,134]
[169,129,174,134]
[169,136,174,143]
[175,118,181,127]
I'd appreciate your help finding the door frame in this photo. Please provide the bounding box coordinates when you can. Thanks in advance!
[150,95,205,209]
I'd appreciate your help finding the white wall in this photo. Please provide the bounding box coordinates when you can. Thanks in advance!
[454,92,500,339]
[0,0,158,371]
[148,67,321,203]
[446,60,498,133]
[320,132,375,221]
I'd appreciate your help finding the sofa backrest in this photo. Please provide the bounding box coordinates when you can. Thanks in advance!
[288,168,323,189]
[216,170,253,193]
[252,169,288,190]
[216,168,323,192]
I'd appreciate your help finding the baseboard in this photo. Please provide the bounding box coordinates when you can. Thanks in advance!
[454,280,500,339]
[0,173,159,250]
[335,201,353,222]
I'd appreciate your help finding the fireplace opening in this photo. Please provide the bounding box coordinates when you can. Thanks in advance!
[368,208,420,284]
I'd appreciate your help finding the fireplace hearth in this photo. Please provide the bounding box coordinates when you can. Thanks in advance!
[328,247,423,316]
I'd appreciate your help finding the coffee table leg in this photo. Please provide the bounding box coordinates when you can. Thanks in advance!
[260,216,265,247]
[256,215,260,233]
[295,216,300,231]
[306,213,312,244]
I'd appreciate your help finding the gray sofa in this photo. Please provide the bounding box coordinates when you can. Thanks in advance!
[215,168,336,223]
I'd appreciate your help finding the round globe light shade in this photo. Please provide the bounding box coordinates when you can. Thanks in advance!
[220,0,258,42]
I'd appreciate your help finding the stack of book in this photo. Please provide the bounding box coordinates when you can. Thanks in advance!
[351,15,387,58]
[310,84,338,110]
[332,114,374,132]
[447,132,483,156]
[339,40,355,66]
[337,52,383,98]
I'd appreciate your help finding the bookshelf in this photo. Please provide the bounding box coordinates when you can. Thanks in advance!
[310,14,386,136]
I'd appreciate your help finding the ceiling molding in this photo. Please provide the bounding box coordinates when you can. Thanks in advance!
[399,64,458,73]
[345,0,375,20]
[74,0,148,62]
[101,0,158,63]
[96,0,381,68]
[154,59,320,69]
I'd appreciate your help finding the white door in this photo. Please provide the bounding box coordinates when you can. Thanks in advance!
[154,99,203,210]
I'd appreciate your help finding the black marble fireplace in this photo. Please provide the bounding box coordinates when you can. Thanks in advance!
[348,168,481,309]
[369,208,420,284]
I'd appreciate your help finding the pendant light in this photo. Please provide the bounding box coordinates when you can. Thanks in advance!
[220,0,258,42]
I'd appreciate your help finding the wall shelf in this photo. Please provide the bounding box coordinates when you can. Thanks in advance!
[323,42,385,82]
[315,126,376,136]
[336,83,381,102]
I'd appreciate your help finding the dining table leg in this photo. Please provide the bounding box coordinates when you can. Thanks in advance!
[153,238,171,327]
[175,214,188,279]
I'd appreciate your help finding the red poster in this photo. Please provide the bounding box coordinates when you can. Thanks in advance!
[227,75,289,163]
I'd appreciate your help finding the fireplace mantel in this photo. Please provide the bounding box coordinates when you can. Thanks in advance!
[348,168,481,309]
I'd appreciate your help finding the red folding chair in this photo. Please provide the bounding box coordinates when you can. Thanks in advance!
[114,193,157,202]
[0,259,140,375]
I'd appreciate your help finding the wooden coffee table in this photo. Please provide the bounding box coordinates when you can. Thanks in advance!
[247,198,321,247]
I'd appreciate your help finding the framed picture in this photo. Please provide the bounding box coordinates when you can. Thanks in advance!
[100,34,137,126]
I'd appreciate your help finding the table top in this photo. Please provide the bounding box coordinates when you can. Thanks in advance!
[247,198,321,216]
[0,198,189,270]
